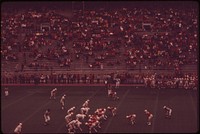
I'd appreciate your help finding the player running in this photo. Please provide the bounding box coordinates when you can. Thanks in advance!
[144,109,153,126]
[60,94,66,110]
[126,114,136,125]
[163,106,172,118]
[44,109,51,125]
[14,123,22,134]
[50,88,57,99]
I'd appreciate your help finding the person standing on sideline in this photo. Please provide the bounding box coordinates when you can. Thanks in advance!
[4,87,9,97]
[115,78,120,88]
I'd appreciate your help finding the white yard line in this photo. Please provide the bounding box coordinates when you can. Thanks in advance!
[151,91,159,133]
[8,88,72,134]
[188,91,197,120]
[2,92,35,111]
[103,89,130,133]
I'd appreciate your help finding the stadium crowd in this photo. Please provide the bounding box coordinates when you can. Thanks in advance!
[2,71,198,89]
[1,6,198,89]
[1,7,197,70]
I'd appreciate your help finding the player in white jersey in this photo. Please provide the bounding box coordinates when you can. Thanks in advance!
[67,120,77,133]
[65,112,73,124]
[67,106,76,114]
[74,119,83,132]
[126,114,136,125]
[82,99,90,108]
[14,123,22,134]
[50,88,57,99]
[44,109,51,125]
[80,107,90,115]
[163,106,172,118]
[60,94,66,110]
[76,113,86,120]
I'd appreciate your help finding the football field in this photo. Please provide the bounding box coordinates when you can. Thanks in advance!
[1,85,198,133]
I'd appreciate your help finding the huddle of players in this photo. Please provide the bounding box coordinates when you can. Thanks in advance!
[48,89,118,133]
[65,99,117,133]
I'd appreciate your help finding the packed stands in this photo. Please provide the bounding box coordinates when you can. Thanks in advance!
[1,4,198,88]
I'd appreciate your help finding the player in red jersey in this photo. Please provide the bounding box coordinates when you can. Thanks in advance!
[163,106,172,118]
[107,106,117,116]
[126,114,136,125]
[85,119,100,133]
[144,109,153,126]
[95,108,107,120]
[85,121,97,133]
